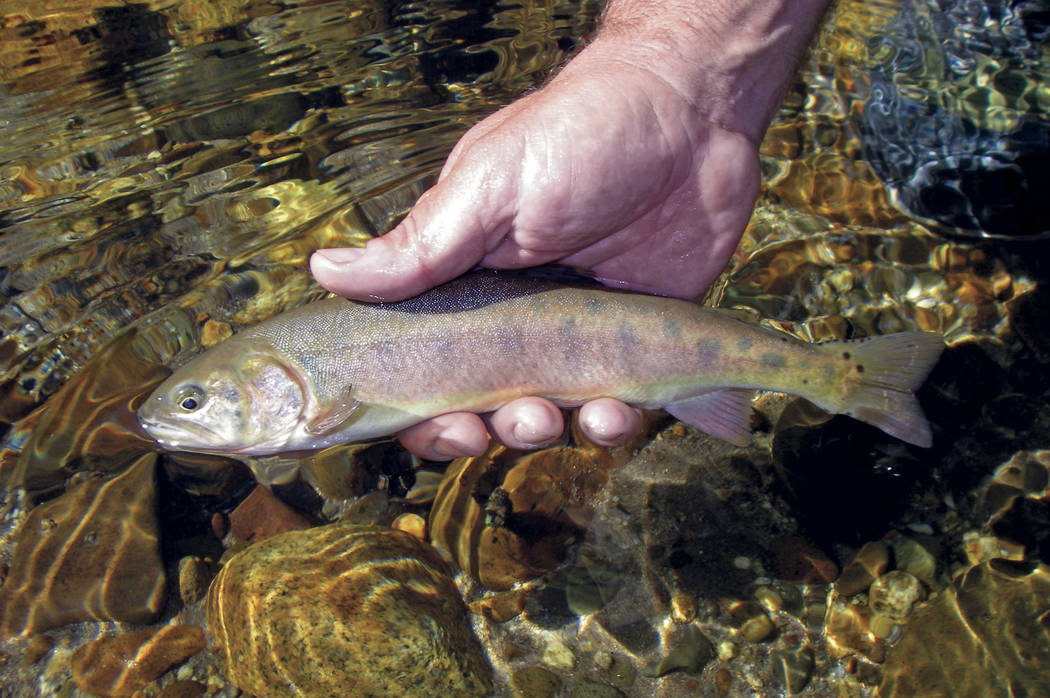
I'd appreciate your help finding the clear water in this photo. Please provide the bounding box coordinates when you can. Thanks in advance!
[0,0,1047,695]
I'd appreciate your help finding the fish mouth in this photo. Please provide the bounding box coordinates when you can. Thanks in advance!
[137,416,234,454]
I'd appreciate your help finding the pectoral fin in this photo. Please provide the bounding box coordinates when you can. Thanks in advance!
[305,389,362,436]
[665,389,756,446]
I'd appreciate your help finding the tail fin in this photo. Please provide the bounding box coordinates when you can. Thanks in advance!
[837,332,944,447]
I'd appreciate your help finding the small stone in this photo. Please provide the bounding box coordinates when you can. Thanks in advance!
[754,585,785,612]
[71,625,206,697]
[200,319,233,347]
[836,541,891,597]
[869,571,926,621]
[643,624,715,677]
[733,556,752,570]
[24,634,53,664]
[593,651,612,670]
[512,666,561,698]
[568,678,625,698]
[177,557,213,606]
[717,641,735,661]
[0,454,165,636]
[777,646,815,694]
[392,512,426,540]
[468,587,529,623]
[542,639,576,671]
[891,536,940,588]
[739,614,776,643]
[207,523,491,696]
[869,613,898,639]
[157,680,207,698]
[227,484,312,544]
[671,590,697,623]
[210,512,228,539]
[714,667,733,696]
[601,654,637,689]
[770,536,839,584]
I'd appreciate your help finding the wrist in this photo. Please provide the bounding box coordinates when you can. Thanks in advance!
[586,0,831,141]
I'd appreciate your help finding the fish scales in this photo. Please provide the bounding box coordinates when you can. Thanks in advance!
[139,271,944,455]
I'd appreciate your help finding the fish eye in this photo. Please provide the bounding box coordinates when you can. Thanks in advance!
[174,386,205,412]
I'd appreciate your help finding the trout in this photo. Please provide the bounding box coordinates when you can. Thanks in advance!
[138,271,944,455]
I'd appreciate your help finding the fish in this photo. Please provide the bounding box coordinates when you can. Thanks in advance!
[138,270,945,455]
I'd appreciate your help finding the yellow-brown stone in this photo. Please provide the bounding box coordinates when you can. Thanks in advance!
[0,454,165,637]
[207,522,492,696]
[428,441,615,590]
[71,624,206,697]
[880,561,1050,696]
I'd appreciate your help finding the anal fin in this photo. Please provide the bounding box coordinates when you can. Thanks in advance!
[665,389,756,446]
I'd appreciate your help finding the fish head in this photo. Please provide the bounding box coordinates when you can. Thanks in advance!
[138,343,307,454]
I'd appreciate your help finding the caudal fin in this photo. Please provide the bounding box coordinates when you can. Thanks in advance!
[837,332,944,447]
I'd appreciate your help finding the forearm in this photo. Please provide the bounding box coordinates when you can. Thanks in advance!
[583,0,832,141]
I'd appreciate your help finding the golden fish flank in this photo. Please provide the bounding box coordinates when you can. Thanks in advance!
[138,271,945,455]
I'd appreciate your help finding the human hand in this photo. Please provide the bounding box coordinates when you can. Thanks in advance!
[311,0,828,459]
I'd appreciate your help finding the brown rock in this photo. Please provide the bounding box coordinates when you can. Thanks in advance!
[157,680,207,698]
[770,536,839,584]
[2,330,168,496]
[836,541,891,597]
[881,561,1050,697]
[177,556,214,606]
[429,442,612,590]
[71,625,206,697]
[226,484,312,543]
[23,634,53,664]
[0,454,166,637]
[207,522,492,696]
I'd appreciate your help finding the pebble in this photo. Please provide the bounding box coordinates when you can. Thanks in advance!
[836,541,891,597]
[392,512,427,540]
[226,484,313,544]
[869,570,926,621]
[207,522,492,696]
[0,454,165,636]
[671,590,697,623]
[770,536,839,584]
[71,625,206,697]
[542,639,576,670]
[157,680,207,698]
[644,624,715,677]
[568,678,625,698]
[23,634,53,664]
[777,646,815,694]
[177,556,213,606]
[739,614,776,643]
[512,666,561,698]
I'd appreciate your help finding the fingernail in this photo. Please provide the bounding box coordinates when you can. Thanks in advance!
[313,247,367,266]
[512,422,555,449]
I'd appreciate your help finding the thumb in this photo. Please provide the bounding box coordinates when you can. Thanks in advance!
[311,178,494,302]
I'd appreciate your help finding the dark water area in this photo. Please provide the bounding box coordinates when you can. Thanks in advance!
[0,0,1048,696]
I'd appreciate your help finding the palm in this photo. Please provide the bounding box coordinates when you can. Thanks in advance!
[310,53,763,459]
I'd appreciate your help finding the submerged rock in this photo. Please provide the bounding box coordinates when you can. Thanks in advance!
[207,522,492,696]
[0,453,165,637]
[71,624,206,697]
[880,560,1050,697]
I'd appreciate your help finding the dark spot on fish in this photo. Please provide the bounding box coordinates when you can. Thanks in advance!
[842,351,851,360]
[802,378,809,384]
[737,336,753,351]
[585,297,604,316]
[856,364,864,373]
[697,338,721,363]
[663,316,682,341]
[761,352,788,368]
[618,322,638,349]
